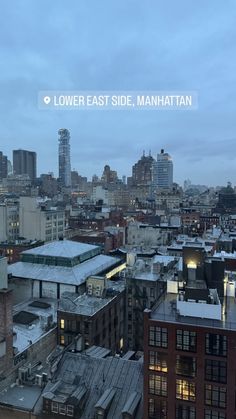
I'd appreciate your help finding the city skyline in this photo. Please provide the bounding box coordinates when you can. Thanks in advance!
[0,1,236,185]
[0,142,235,188]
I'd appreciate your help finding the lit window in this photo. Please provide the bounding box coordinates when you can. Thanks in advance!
[60,335,65,345]
[149,351,168,372]
[176,379,196,401]
[60,319,65,329]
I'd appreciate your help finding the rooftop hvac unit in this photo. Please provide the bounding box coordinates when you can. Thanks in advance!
[42,373,48,383]
[35,374,43,387]
[18,367,29,383]
[95,290,101,297]
[88,284,92,289]
[87,289,93,295]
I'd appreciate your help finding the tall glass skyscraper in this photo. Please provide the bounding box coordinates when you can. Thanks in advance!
[58,128,71,187]
[152,149,173,189]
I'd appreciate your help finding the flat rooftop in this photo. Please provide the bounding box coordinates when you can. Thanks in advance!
[21,240,100,258]
[59,280,125,316]
[150,292,236,331]
[9,254,120,286]
[0,384,42,411]
[13,298,57,354]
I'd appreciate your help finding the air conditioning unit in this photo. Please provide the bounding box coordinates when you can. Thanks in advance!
[87,289,93,295]
[27,363,32,377]
[42,373,48,383]
[95,290,101,297]
[18,367,29,383]
[88,284,92,289]
[35,374,43,387]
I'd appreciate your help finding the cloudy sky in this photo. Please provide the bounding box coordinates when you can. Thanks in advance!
[1,1,236,185]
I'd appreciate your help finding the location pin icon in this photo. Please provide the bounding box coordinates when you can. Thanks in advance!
[44,96,51,105]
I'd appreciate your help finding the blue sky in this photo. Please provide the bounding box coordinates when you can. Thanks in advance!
[1,1,236,185]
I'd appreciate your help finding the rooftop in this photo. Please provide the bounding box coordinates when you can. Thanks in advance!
[59,280,125,316]
[13,298,57,354]
[0,384,42,411]
[9,254,120,286]
[21,240,100,258]
[42,349,143,419]
[150,292,236,331]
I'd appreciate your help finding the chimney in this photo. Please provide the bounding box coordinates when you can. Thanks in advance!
[0,257,8,289]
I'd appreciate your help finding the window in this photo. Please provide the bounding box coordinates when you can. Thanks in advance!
[51,401,58,413]
[149,351,168,372]
[176,330,196,352]
[149,326,168,348]
[149,374,167,396]
[150,288,154,298]
[60,335,65,345]
[67,405,74,417]
[176,379,196,401]
[60,319,65,329]
[59,404,66,415]
[205,409,225,419]
[176,355,196,377]
[148,398,167,419]
[205,384,226,408]
[205,360,227,383]
[128,298,132,307]
[176,405,196,419]
[205,334,227,357]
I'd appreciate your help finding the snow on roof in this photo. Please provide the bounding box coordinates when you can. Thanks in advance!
[22,240,100,258]
[9,255,119,286]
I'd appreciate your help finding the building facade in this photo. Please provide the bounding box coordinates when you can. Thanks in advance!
[58,128,71,187]
[19,197,64,242]
[152,149,173,189]
[143,277,236,418]
[57,276,125,354]
[13,149,37,181]
[0,151,8,180]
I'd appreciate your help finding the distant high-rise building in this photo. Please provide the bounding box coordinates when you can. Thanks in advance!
[58,129,71,187]
[132,152,154,187]
[152,149,173,189]
[0,151,8,180]
[13,149,37,181]
[101,165,118,184]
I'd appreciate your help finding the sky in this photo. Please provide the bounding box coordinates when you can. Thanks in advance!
[0,1,236,186]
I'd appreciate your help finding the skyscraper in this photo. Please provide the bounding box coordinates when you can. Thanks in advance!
[58,128,71,187]
[0,152,8,180]
[132,152,154,187]
[152,149,173,189]
[13,149,37,181]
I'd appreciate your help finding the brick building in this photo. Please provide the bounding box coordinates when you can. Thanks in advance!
[57,276,125,354]
[143,274,236,418]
